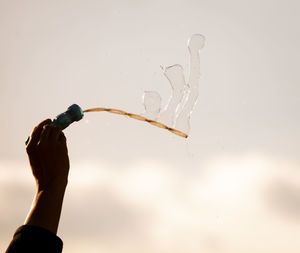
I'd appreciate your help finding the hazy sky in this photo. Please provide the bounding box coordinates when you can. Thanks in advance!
[0,0,300,252]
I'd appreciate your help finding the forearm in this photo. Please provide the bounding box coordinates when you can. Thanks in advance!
[24,184,67,235]
[6,186,66,253]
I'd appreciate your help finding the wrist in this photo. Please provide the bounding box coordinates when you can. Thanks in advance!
[26,183,67,235]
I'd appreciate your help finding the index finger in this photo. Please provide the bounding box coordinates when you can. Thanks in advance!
[27,119,52,147]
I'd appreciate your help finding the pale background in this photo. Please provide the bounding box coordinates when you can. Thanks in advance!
[0,0,300,252]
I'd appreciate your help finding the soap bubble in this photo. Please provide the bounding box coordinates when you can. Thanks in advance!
[143,91,161,120]
[83,34,205,138]
[144,34,205,134]
[159,64,187,128]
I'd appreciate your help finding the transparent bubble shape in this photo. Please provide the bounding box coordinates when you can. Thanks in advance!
[143,34,205,134]
[143,91,161,120]
[83,34,204,139]
[159,64,187,127]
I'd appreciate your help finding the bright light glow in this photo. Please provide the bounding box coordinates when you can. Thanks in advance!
[205,155,267,203]
[1,155,300,253]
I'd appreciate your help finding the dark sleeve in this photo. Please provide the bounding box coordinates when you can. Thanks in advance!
[5,225,63,253]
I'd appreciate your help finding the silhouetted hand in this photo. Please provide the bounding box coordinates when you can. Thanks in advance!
[26,119,70,191]
[21,119,70,234]
[5,119,69,252]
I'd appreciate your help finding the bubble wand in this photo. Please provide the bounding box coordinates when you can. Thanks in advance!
[83,107,188,138]
[25,104,187,145]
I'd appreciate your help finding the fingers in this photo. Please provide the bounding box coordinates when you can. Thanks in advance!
[27,119,67,149]
[40,125,51,143]
[58,131,66,143]
[49,126,63,141]
[40,125,66,144]
[27,119,52,147]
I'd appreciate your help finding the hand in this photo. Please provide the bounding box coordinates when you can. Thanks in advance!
[26,119,70,191]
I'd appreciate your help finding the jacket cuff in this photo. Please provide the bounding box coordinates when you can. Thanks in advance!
[6,225,63,253]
